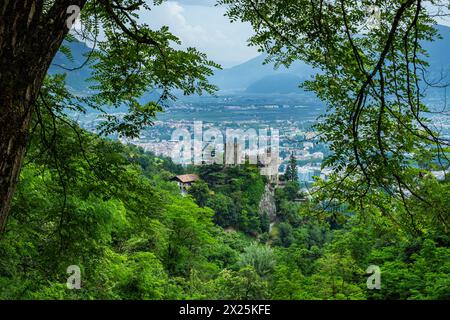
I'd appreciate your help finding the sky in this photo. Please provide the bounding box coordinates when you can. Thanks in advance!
[70,0,446,70]
[139,0,259,68]
[139,0,450,68]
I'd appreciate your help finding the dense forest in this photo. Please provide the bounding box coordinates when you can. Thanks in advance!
[0,82,448,299]
[0,0,449,300]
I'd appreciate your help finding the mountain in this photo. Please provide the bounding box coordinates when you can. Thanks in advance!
[423,24,450,68]
[211,24,450,95]
[245,74,304,94]
[421,24,450,92]
[49,40,161,107]
[51,25,450,96]
[210,54,315,94]
[49,40,95,95]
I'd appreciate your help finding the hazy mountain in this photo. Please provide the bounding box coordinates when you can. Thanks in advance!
[51,25,450,96]
[210,54,315,94]
[49,41,161,106]
[424,24,450,67]
[422,24,450,89]
[49,40,95,95]
[245,74,304,94]
[211,24,450,95]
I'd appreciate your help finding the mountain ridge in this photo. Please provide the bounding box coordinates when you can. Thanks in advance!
[50,24,450,96]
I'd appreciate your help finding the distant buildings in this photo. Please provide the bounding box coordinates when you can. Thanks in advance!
[297,165,322,184]
[79,108,334,188]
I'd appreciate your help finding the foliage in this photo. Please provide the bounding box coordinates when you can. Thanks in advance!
[238,243,276,277]
[220,0,450,233]
[195,165,266,235]
[0,1,449,301]
[285,153,298,182]
[188,181,211,208]
[0,114,448,300]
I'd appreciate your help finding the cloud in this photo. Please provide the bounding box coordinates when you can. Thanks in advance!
[176,0,216,6]
[139,1,259,67]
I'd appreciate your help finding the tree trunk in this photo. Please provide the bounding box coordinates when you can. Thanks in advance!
[0,0,88,232]
[0,96,34,232]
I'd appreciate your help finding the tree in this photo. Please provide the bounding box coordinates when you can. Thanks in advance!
[188,181,211,208]
[238,243,276,277]
[0,0,218,232]
[271,264,305,299]
[206,193,238,228]
[284,152,298,182]
[164,197,216,276]
[119,252,169,299]
[284,181,300,202]
[220,0,450,232]
[275,222,295,247]
[212,266,269,300]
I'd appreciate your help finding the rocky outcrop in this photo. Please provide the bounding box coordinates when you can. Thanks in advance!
[258,184,277,229]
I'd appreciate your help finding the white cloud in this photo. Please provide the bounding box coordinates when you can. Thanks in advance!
[139,1,259,67]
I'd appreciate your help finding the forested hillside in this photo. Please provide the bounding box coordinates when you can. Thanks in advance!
[0,91,448,299]
[0,0,449,302]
